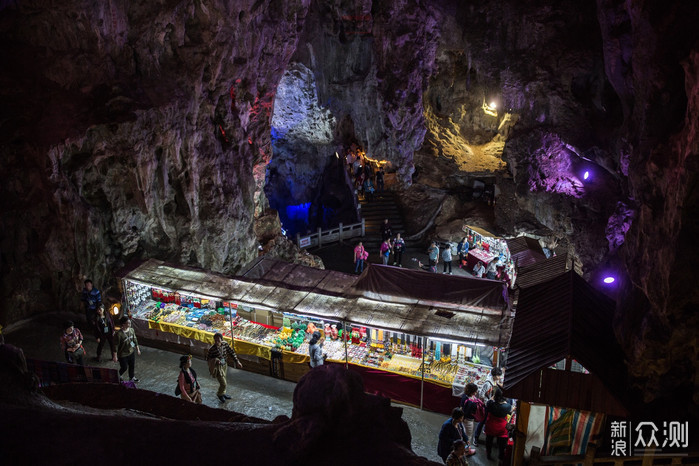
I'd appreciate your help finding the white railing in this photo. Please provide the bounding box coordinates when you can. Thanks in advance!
[296,219,365,249]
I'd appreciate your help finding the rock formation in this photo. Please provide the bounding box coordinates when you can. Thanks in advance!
[0,0,697,416]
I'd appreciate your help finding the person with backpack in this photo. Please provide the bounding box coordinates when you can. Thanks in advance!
[176,354,202,404]
[392,233,405,267]
[459,383,480,455]
[207,332,243,403]
[473,367,504,446]
[442,243,453,274]
[354,241,368,273]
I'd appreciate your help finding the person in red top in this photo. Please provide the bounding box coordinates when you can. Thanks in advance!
[60,321,85,365]
[484,387,513,462]
[354,241,368,273]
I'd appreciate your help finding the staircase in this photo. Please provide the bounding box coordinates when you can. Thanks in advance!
[359,192,405,251]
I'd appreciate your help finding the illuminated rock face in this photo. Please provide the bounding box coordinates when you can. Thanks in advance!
[0,0,697,414]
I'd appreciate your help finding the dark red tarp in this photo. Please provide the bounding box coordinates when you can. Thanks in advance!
[352,264,509,311]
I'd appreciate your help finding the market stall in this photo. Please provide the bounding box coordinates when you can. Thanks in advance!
[463,225,516,284]
[118,259,513,414]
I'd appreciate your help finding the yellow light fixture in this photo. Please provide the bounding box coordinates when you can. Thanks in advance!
[110,303,121,316]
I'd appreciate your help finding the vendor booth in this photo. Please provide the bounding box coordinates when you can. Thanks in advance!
[462,225,516,284]
[504,271,629,465]
[118,258,513,414]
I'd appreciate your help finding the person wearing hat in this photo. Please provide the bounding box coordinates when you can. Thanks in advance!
[206,332,242,403]
[177,355,202,404]
[308,330,325,368]
[60,321,85,365]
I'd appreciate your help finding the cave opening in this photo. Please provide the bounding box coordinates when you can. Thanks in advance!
[265,63,359,239]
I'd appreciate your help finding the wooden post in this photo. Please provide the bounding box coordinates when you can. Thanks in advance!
[339,223,343,243]
[296,233,301,248]
[420,336,426,410]
[361,218,365,237]
[317,227,322,248]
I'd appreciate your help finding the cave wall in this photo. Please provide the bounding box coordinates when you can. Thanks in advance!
[0,0,697,414]
[0,0,311,322]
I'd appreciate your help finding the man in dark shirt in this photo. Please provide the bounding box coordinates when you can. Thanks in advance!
[81,279,102,325]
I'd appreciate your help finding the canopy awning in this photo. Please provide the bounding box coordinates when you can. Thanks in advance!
[120,259,513,347]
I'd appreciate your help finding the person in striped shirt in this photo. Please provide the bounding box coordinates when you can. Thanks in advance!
[207,333,243,403]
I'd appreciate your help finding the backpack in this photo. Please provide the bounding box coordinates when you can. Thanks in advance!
[175,368,198,396]
[478,379,493,401]
[472,398,486,422]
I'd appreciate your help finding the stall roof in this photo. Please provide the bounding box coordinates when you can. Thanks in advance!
[514,252,568,289]
[121,259,513,347]
[465,225,500,238]
[504,271,628,415]
[352,265,510,312]
[241,257,356,296]
[506,236,547,268]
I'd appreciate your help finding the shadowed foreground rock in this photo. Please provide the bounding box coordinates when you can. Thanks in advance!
[0,347,438,466]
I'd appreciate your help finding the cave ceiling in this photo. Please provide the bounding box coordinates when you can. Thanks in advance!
[0,0,697,414]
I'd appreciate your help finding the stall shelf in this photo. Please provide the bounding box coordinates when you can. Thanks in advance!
[119,259,513,414]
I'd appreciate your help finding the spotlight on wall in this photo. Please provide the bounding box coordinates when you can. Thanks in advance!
[110,303,121,316]
[603,276,615,284]
[489,101,497,110]
[583,171,590,180]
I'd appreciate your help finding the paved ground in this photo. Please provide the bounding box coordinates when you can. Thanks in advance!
[5,312,498,465]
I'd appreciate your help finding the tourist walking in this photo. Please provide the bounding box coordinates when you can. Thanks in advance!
[380,238,392,265]
[60,321,85,366]
[442,243,453,274]
[393,233,405,267]
[308,331,325,368]
[81,279,102,325]
[381,218,393,241]
[354,241,368,273]
[115,316,140,382]
[457,238,469,268]
[428,242,440,273]
[460,383,480,453]
[93,305,116,363]
[376,166,385,192]
[207,332,243,403]
[177,354,202,404]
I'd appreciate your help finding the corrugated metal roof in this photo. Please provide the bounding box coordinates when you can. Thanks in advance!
[121,259,513,347]
[514,252,568,289]
[504,271,628,415]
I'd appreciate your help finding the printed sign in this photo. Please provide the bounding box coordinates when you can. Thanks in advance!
[299,236,312,248]
[610,421,690,457]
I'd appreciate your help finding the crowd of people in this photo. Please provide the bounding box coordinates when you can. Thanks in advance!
[438,367,514,465]
[58,280,245,405]
[352,219,406,273]
[345,144,386,200]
